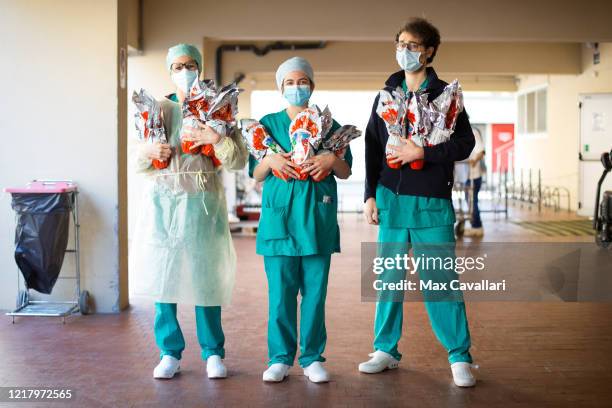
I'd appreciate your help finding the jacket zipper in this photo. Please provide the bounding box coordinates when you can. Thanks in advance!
[396,170,401,195]
[396,90,413,196]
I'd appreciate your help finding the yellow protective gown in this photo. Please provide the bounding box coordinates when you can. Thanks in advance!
[130,95,248,306]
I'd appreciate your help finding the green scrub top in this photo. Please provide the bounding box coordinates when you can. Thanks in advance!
[249,109,353,256]
[374,77,455,229]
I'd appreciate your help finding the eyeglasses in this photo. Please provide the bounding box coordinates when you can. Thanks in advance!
[395,41,423,52]
[170,61,199,73]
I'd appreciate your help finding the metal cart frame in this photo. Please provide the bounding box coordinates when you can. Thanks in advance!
[5,180,89,323]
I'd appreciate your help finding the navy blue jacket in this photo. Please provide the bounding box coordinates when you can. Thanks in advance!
[364,67,475,201]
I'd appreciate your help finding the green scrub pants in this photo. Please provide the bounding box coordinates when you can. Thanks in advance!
[154,302,225,361]
[264,254,331,368]
[373,224,472,364]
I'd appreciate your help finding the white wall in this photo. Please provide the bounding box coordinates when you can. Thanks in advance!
[514,43,612,211]
[0,0,127,313]
[463,92,516,124]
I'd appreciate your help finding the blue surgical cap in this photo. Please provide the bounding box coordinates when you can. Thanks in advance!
[166,43,203,73]
[275,57,314,90]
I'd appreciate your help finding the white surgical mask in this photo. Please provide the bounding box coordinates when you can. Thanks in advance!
[171,69,198,95]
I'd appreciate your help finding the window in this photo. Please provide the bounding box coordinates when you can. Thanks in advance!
[536,88,547,133]
[517,87,547,135]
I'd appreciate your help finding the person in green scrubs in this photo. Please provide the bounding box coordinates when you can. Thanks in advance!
[359,18,478,387]
[249,57,352,383]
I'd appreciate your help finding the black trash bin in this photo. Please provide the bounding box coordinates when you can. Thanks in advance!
[11,192,74,294]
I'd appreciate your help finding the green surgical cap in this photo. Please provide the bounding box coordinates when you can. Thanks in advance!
[166,43,202,73]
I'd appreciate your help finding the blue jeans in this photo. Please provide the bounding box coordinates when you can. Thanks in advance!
[466,177,482,228]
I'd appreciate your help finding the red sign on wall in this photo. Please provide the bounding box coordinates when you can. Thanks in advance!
[491,124,514,172]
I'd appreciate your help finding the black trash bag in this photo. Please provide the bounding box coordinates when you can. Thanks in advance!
[11,192,74,294]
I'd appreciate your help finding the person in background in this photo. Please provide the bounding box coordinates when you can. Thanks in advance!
[464,127,485,237]
[249,57,352,383]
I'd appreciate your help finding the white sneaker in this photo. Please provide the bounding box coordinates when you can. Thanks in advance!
[358,350,400,374]
[464,227,484,237]
[262,363,290,382]
[206,355,227,379]
[303,362,330,383]
[451,362,478,387]
[153,355,180,379]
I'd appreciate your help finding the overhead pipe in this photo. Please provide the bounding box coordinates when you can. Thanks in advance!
[215,41,327,85]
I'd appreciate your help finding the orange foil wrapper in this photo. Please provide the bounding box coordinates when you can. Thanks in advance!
[182,80,243,167]
[132,89,171,169]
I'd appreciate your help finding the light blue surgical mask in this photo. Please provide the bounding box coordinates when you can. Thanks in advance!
[283,85,311,106]
[396,49,423,72]
[171,69,198,95]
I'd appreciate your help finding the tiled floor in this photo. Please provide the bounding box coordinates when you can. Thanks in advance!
[1,204,611,407]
